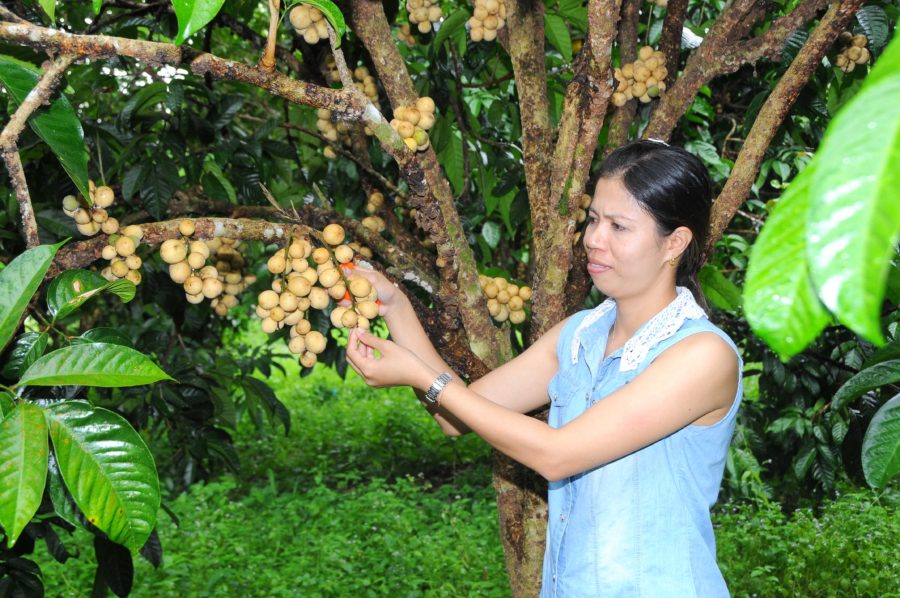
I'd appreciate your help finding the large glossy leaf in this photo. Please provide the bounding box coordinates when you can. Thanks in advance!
[0,242,63,352]
[0,391,14,418]
[544,13,573,63]
[431,9,470,54]
[38,0,55,22]
[862,393,900,489]
[47,269,136,321]
[172,0,228,44]
[856,5,890,50]
[0,332,49,380]
[45,401,159,552]
[242,376,290,434]
[18,343,173,388]
[0,56,90,200]
[745,165,830,359]
[73,328,135,349]
[48,449,89,531]
[0,402,48,547]
[806,36,900,344]
[832,359,900,411]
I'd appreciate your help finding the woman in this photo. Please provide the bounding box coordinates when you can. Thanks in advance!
[346,140,742,596]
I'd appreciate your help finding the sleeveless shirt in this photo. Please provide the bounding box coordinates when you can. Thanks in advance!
[540,288,743,597]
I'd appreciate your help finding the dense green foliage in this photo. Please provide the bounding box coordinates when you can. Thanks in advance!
[33,365,900,596]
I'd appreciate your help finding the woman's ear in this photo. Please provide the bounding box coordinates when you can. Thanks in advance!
[667,226,693,260]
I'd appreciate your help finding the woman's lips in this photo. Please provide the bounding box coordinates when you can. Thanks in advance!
[587,262,611,274]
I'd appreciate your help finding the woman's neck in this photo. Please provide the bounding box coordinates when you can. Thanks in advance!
[605,282,679,356]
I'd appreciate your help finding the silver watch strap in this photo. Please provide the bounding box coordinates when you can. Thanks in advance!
[423,372,452,406]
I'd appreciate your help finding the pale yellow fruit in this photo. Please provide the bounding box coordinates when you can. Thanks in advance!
[187,252,206,270]
[101,245,118,261]
[483,27,497,41]
[348,276,372,298]
[507,284,519,296]
[186,292,205,305]
[256,305,270,319]
[295,319,312,335]
[222,294,239,309]
[416,96,435,114]
[300,351,318,368]
[289,5,312,29]
[279,291,299,312]
[94,186,115,208]
[341,309,358,328]
[508,296,524,311]
[328,282,347,301]
[638,45,654,61]
[356,315,371,329]
[225,283,243,296]
[483,282,499,298]
[494,277,508,290]
[78,221,102,236]
[519,286,533,300]
[125,269,142,286]
[214,302,229,316]
[110,259,129,278]
[487,298,501,317]
[101,267,114,281]
[301,268,319,285]
[288,335,306,355]
[267,253,286,274]
[330,306,348,328]
[470,26,484,42]
[288,276,312,297]
[418,113,435,130]
[289,239,311,258]
[289,258,308,273]
[225,272,243,284]
[334,245,354,264]
[115,236,136,257]
[91,208,108,224]
[261,317,278,334]
[101,217,119,235]
[312,247,331,264]
[189,240,210,259]
[73,208,92,224]
[269,306,286,322]
[169,261,191,284]
[495,305,509,322]
[199,265,218,280]
[283,309,304,326]
[179,219,195,237]
[272,279,284,294]
[322,223,345,245]
[161,239,188,264]
[258,290,279,310]
[125,255,142,270]
[122,225,143,242]
[497,290,510,304]
[62,195,80,212]
[306,331,327,354]
[184,276,203,295]
[309,287,330,310]
[396,121,415,139]
[509,309,526,324]
[356,300,379,320]
[319,268,341,288]
[403,137,418,151]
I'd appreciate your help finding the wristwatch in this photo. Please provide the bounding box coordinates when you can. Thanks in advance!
[423,372,452,406]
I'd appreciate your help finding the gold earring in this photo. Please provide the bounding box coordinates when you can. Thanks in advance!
[669,257,677,267]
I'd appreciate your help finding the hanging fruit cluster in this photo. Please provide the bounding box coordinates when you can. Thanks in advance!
[469,0,507,42]
[390,97,436,151]
[574,192,592,225]
[362,192,387,233]
[397,23,416,46]
[835,32,870,73]
[406,0,442,33]
[612,46,668,107]
[62,182,117,237]
[100,224,144,285]
[479,275,532,324]
[206,237,256,316]
[289,4,329,45]
[256,224,380,368]
[161,220,227,306]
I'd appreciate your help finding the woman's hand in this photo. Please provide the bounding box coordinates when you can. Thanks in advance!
[346,328,436,390]
[342,262,403,317]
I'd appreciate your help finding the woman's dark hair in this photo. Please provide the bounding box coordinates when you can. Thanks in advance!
[596,140,712,308]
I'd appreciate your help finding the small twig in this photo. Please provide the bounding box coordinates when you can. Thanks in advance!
[259,0,281,73]
[449,44,471,203]
[326,23,356,91]
[258,182,293,220]
[0,54,76,248]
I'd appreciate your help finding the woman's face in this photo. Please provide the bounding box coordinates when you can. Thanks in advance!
[582,177,675,299]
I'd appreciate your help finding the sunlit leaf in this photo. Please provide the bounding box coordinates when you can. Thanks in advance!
[0,402,48,547]
[47,269,136,321]
[544,13,573,63]
[832,359,900,411]
[172,0,228,45]
[745,165,830,359]
[19,343,173,388]
[0,242,63,352]
[0,57,90,200]
[431,9,470,55]
[45,401,159,552]
[862,393,900,489]
[73,328,135,349]
[699,265,742,313]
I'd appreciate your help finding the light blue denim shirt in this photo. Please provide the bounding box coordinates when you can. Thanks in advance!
[540,288,742,597]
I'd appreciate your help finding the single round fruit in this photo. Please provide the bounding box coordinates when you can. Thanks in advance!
[334,245,354,264]
[288,335,306,354]
[101,218,119,235]
[327,282,347,301]
[110,259,129,278]
[101,245,118,261]
[508,296,524,311]
[267,253,287,274]
[319,268,341,288]
[189,240,210,259]
[309,287,329,310]
[161,239,188,264]
[125,269,142,286]
[94,186,115,208]
[199,265,218,280]
[299,351,318,368]
[73,208,92,225]
[62,195,79,212]
[184,276,203,295]
[322,223,345,246]
[179,219,195,237]
[349,276,372,298]
[269,306,286,322]
[330,306,348,328]
[261,317,278,333]
[91,208,108,224]
[306,331,327,354]
[509,309,526,324]
[312,247,331,264]
[279,291,299,312]
[283,309,304,326]
[341,309,358,328]
[356,300,379,320]
[519,286,533,301]
[125,255,142,270]
[77,221,101,236]
[202,278,223,299]
[295,319,312,335]
[122,225,144,242]
[291,258,309,273]
[483,282,499,298]
[115,236,136,257]
[258,290,279,310]
[187,252,206,270]
[169,261,191,284]
[288,276,312,297]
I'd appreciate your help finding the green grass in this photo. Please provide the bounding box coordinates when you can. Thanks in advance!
[34,362,900,597]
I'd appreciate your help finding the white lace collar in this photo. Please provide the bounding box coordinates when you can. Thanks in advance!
[570,287,706,371]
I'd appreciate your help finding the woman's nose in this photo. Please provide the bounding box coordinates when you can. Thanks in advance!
[583,222,607,250]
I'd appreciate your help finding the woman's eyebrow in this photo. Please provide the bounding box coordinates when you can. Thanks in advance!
[588,208,635,221]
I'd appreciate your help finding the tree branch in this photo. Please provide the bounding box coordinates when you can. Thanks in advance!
[606,0,641,151]
[0,54,75,248]
[259,0,281,73]
[657,0,688,89]
[705,0,864,256]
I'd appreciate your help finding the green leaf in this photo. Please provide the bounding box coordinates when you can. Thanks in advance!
[0,402,48,547]
[44,401,159,552]
[805,38,900,345]
[0,392,14,418]
[431,9,470,54]
[288,0,347,47]
[863,339,900,369]
[47,269,136,322]
[93,0,103,15]
[481,221,501,249]
[543,14,573,63]
[862,393,900,489]
[242,377,290,434]
[73,328,135,349]
[202,160,237,204]
[0,332,49,380]
[172,0,227,45]
[856,5,890,51]
[438,127,465,195]
[698,265,742,313]
[0,242,63,353]
[19,343,173,388]
[141,160,181,220]
[0,57,90,201]
[744,165,830,359]
[832,359,900,411]
[793,442,816,479]
[38,0,55,22]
